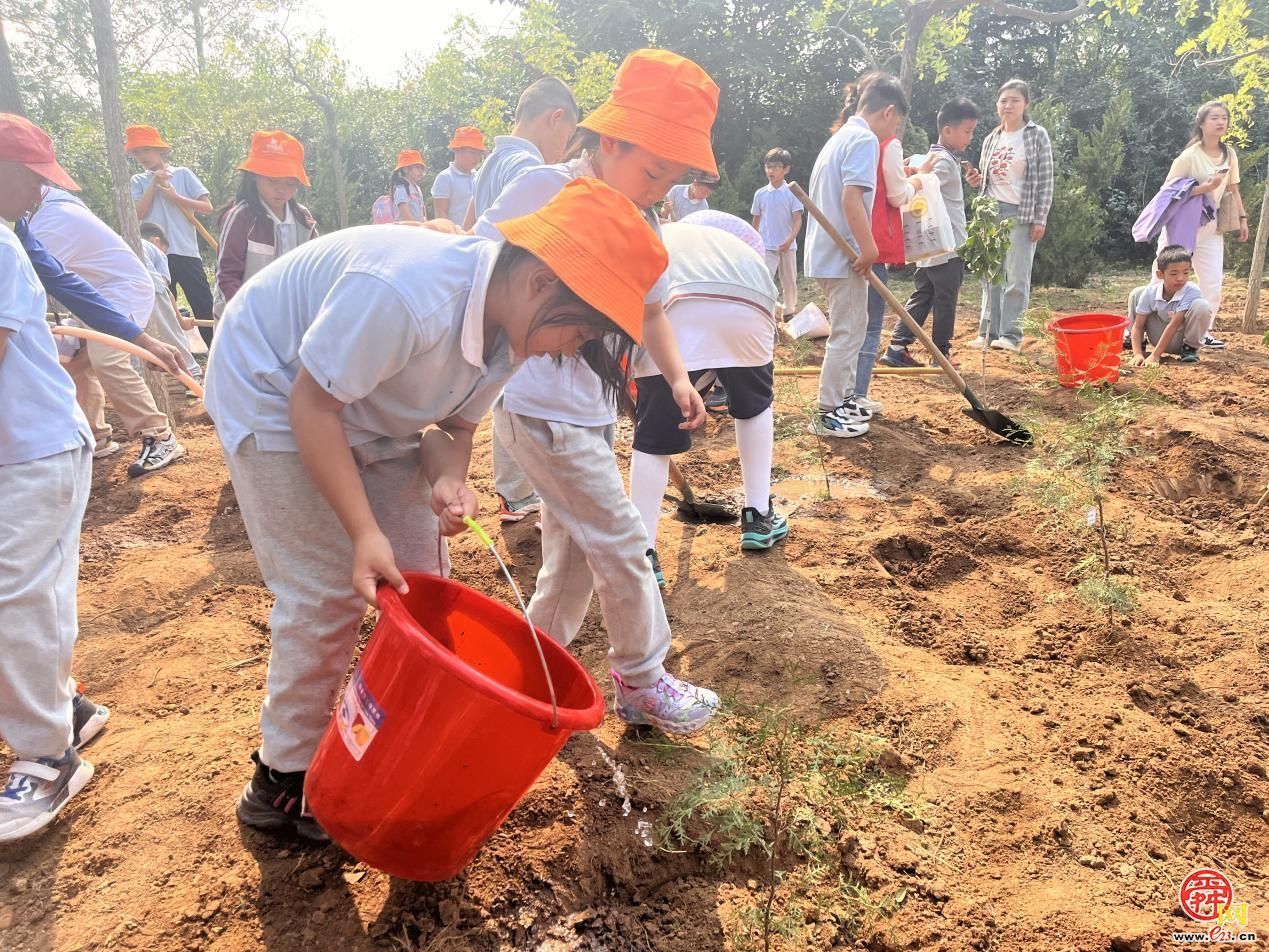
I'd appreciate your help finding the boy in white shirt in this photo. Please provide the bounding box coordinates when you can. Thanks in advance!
[140,221,202,392]
[0,115,109,843]
[661,176,716,221]
[751,148,804,317]
[431,126,486,226]
[1128,245,1210,366]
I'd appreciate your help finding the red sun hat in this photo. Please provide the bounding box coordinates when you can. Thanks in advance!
[124,125,171,153]
[495,178,668,345]
[448,127,486,151]
[579,49,719,177]
[239,131,311,186]
[0,113,80,191]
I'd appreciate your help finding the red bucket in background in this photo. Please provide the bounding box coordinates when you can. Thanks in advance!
[1047,313,1129,388]
[306,572,605,881]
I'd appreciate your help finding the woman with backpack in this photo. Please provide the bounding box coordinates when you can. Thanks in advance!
[214,131,318,316]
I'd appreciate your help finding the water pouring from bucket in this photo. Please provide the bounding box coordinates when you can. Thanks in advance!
[305,518,604,881]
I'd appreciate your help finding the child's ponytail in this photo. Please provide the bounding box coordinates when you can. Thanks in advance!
[830,71,880,133]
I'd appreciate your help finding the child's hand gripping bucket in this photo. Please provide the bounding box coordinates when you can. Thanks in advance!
[306,521,604,881]
[1047,313,1129,389]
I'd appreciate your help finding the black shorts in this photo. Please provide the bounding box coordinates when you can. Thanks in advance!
[633,363,774,455]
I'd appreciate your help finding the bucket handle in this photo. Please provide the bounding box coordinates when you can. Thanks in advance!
[457,516,560,730]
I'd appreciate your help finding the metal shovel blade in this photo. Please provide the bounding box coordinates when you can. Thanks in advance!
[961,405,1033,445]
[667,491,739,521]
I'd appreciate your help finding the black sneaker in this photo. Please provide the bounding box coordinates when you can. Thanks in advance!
[704,386,729,413]
[1202,334,1226,350]
[71,687,109,750]
[1180,345,1201,364]
[236,751,329,842]
[740,503,789,551]
[646,548,666,589]
[1122,334,1132,352]
[127,434,186,478]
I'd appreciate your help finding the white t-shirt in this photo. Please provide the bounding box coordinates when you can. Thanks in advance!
[130,166,210,258]
[803,116,879,278]
[750,182,804,251]
[666,184,709,221]
[431,164,477,226]
[30,188,154,327]
[204,227,515,454]
[475,159,669,428]
[0,225,92,465]
[142,240,171,283]
[632,223,778,377]
[985,128,1026,207]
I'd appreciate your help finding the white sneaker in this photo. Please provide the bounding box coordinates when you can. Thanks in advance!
[92,441,121,459]
[990,338,1021,352]
[966,336,989,350]
[808,412,869,439]
[127,435,186,478]
[854,396,884,415]
[836,397,872,422]
[613,671,719,735]
[0,748,94,842]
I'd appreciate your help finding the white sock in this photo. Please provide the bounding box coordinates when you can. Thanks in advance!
[735,407,774,512]
[629,450,671,550]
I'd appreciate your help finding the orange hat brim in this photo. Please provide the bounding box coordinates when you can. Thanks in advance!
[239,155,311,187]
[496,214,647,345]
[124,136,171,153]
[580,101,717,178]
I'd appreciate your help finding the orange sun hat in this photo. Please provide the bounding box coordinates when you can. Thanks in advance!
[579,49,719,177]
[394,149,426,171]
[124,125,171,153]
[495,178,667,345]
[238,131,310,186]
[448,127,486,151]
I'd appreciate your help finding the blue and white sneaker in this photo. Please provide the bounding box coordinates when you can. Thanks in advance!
[0,747,94,842]
[612,671,719,736]
[740,503,789,551]
[808,405,870,439]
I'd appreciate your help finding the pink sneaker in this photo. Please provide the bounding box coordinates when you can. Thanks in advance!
[612,671,719,735]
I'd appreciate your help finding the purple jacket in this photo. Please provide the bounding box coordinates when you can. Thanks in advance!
[1132,178,1215,252]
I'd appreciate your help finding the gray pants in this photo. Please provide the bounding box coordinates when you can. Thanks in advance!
[492,426,535,504]
[148,287,202,384]
[223,436,445,772]
[0,446,92,758]
[493,405,668,687]
[978,202,1036,346]
[1128,286,1211,353]
[816,272,869,412]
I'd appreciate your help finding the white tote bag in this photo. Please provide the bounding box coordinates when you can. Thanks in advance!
[901,173,956,263]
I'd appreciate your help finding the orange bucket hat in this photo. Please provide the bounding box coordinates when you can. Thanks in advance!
[394,149,426,171]
[495,178,667,344]
[579,49,718,177]
[448,127,486,151]
[124,125,171,153]
[239,131,310,186]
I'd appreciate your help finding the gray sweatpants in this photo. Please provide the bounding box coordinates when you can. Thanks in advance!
[223,436,445,772]
[816,271,869,412]
[492,405,668,687]
[0,445,92,758]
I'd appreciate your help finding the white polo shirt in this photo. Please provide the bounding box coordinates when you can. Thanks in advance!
[431,164,477,227]
[0,225,92,466]
[474,160,668,428]
[204,226,514,453]
[29,188,155,327]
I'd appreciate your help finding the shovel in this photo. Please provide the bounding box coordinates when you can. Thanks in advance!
[789,183,1032,445]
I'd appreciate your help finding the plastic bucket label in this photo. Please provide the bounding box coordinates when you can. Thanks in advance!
[337,669,384,761]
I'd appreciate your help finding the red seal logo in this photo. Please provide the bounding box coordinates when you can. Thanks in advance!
[1179,868,1234,922]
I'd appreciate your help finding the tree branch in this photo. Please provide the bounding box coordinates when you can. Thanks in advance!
[976,0,1088,23]
[1193,41,1269,68]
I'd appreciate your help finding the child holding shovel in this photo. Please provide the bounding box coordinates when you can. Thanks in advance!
[127,125,216,344]
[204,178,667,841]
[473,49,718,735]
[803,74,910,439]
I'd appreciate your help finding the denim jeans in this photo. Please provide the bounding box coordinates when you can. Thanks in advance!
[978,202,1036,346]
[856,263,888,397]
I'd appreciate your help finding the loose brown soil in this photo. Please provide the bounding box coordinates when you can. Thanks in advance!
[3,277,1268,951]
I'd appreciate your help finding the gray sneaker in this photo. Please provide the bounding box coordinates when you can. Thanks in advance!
[71,687,110,749]
[127,434,186,478]
[0,747,94,842]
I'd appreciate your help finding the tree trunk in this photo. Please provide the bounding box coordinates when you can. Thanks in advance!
[898,4,939,98]
[0,18,25,115]
[308,92,348,229]
[89,0,143,256]
[1243,158,1268,334]
[190,0,206,73]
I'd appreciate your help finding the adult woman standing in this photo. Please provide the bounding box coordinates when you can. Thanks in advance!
[1162,100,1249,349]
[972,79,1053,353]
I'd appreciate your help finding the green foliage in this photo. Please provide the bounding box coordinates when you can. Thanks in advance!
[659,702,915,949]
[961,195,1012,285]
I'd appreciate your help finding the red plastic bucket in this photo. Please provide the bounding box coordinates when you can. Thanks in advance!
[306,572,605,881]
[1047,313,1129,388]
